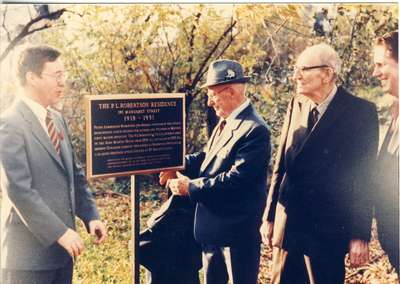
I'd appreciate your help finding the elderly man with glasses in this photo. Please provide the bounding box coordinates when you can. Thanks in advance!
[260,43,379,284]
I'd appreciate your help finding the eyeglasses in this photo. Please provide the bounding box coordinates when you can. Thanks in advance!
[293,65,333,75]
[207,85,231,101]
[41,72,65,82]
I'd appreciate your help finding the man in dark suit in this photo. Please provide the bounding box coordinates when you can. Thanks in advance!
[139,193,201,284]
[372,31,399,272]
[0,45,106,284]
[160,59,271,284]
[260,43,379,284]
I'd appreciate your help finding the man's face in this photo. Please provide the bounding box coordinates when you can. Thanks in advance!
[372,45,398,97]
[293,52,328,98]
[31,59,65,107]
[207,84,236,119]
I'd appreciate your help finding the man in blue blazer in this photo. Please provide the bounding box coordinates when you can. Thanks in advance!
[161,59,271,284]
[0,45,106,284]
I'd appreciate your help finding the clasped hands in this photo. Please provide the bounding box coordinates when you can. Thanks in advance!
[57,220,107,258]
[159,170,190,196]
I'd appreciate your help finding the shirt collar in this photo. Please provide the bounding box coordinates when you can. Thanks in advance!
[20,95,48,123]
[224,99,250,125]
[315,85,337,116]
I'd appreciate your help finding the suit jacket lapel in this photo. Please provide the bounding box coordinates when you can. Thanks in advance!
[17,101,66,171]
[52,113,74,183]
[200,105,251,173]
[205,120,222,153]
[284,96,309,168]
[385,117,399,155]
[295,86,349,157]
[278,97,295,167]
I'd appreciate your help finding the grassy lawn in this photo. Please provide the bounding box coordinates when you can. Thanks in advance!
[1,189,396,283]
[73,193,131,284]
[69,191,398,284]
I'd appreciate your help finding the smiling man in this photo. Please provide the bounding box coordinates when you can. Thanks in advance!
[160,59,271,284]
[0,45,106,284]
[260,43,379,284]
[372,31,399,273]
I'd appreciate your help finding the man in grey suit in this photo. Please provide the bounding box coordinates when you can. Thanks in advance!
[260,43,379,283]
[161,59,271,284]
[0,45,107,284]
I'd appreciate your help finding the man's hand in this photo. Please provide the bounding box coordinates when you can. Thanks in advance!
[57,228,84,258]
[168,172,190,196]
[260,221,274,247]
[89,220,107,245]
[159,170,177,187]
[349,239,369,267]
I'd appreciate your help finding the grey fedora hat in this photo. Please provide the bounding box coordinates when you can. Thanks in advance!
[201,59,250,88]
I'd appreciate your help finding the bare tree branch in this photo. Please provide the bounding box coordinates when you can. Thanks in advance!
[24,23,51,36]
[177,5,190,42]
[162,24,176,62]
[167,63,175,92]
[186,12,202,84]
[27,5,33,21]
[342,8,360,87]
[263,17,312,38]
[139,62,158,93]
[190,20,237,90]
[110,43,118,85]
[198,30,239,81]
[1,6,11,42]
[262,19,288,81]
[0,8,67,63]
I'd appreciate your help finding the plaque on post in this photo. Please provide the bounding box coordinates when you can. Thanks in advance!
[85,93,185,179]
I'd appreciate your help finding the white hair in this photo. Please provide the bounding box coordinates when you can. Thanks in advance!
[299,43,342,75]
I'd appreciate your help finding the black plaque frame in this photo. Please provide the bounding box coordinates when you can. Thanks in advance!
[85,93,186,179]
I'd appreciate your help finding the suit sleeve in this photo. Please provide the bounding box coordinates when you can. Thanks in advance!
[187,125,271,202]
[0,119,68,247]
[349,102,379,241]
[183,151,206,179]
[263,97,294,222]
[60,116,100,232]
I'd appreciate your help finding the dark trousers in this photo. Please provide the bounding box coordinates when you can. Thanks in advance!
[201,242,261,284]
[146,267,200,284]
[140,229,201,284]
[1,260,73,284]
[377,215,399,272]
[271,247,346,284]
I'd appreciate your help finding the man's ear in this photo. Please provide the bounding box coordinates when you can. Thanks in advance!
[25,71,39,87]
[323,68,335,83]
[227,87,235,97]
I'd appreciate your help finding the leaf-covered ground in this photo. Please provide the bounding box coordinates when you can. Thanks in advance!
[140,189,398,284]
[258,221,399,284]
[71,192,398,284]
[73,193,132,284]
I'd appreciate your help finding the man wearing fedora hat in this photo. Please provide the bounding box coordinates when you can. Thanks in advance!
[160,59,271,284]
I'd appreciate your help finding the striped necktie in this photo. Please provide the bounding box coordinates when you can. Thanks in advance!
[46,110,61,155]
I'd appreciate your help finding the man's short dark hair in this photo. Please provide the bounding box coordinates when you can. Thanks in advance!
[375,31,398,62]
[17,45,61,86]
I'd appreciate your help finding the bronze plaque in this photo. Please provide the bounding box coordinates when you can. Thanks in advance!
[85,94,185,179]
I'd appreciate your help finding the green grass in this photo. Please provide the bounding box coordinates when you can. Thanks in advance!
[73,194,132,284]
[68,191,398,284]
